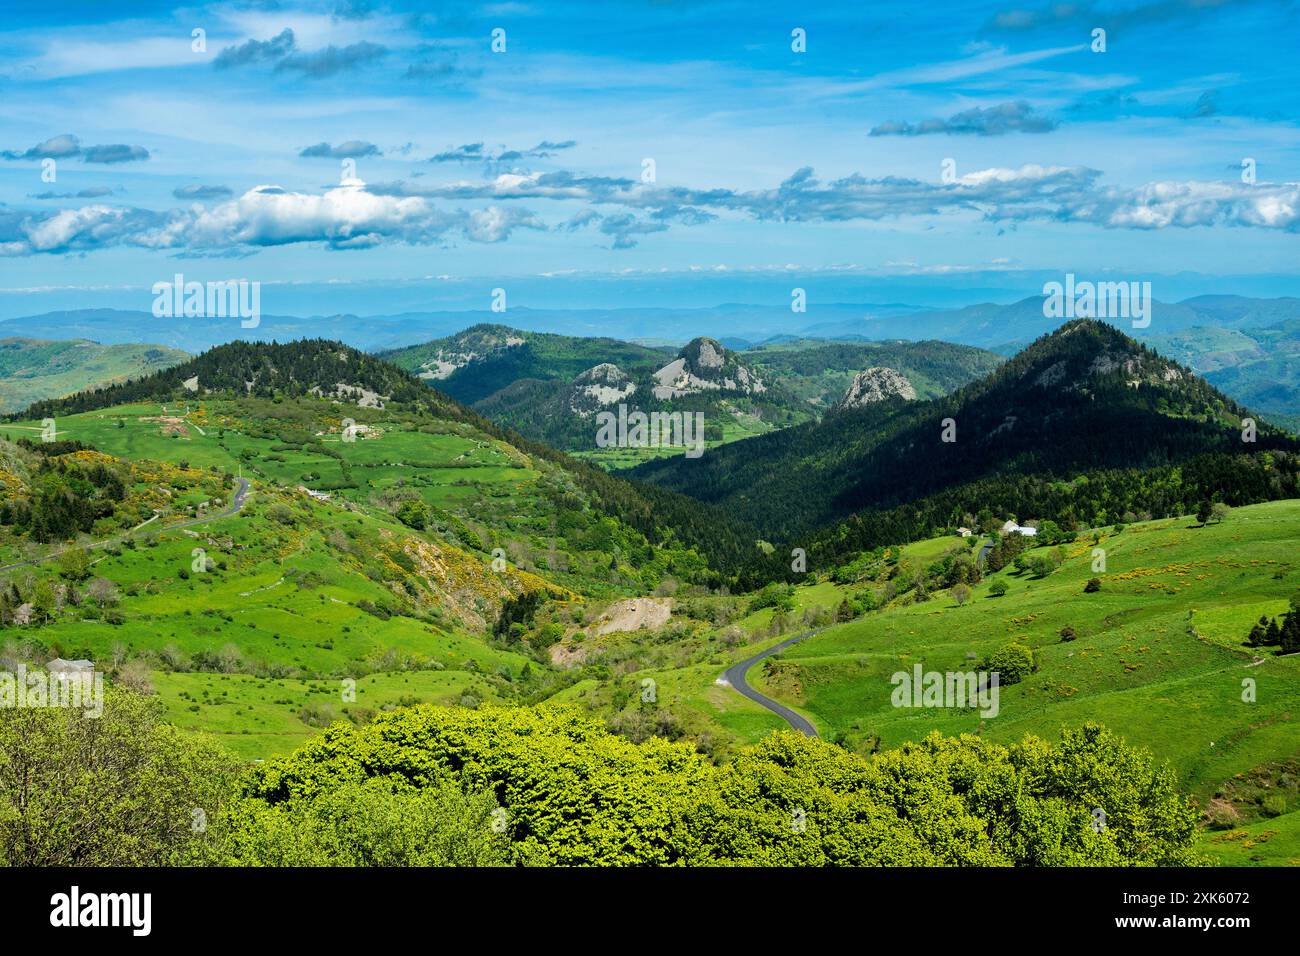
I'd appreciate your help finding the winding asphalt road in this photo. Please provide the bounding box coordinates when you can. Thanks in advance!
[720,627,823,737]
[0,477,251,575]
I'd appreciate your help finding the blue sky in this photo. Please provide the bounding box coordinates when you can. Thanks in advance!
[1,0,1298,317]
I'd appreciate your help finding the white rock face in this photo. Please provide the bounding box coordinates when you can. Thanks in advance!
[838,367,917,407]
[650,339,766,399]
[310,382,388,408]
[695,340,724,368]
[568,363,636,416]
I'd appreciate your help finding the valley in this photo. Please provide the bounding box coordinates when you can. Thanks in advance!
[2,320,1298,867]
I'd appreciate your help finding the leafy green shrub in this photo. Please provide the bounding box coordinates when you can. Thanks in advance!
[981,642,1037,686]
[209,779,508,866]
[218,708,1198,867]
[396,499,429,530]
[747,582,795,614]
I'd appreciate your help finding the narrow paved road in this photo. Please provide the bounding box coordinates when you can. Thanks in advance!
[720,627,822,737]
[0,477,251,575]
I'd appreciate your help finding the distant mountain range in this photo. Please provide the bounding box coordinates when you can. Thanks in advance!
[0,304,926,354]
[630,319,1300,544]
[5,293,1300,430]
[381,326,814,454]
[8,293,1298,350]
[381,325,1002,455]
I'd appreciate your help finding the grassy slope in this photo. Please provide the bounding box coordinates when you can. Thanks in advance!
[779,507,1297,780]
[0,398,666,758]
[555,503,1300,863]
[0,339,189,414]
[0,398,637,597]
[7,390,1298,860]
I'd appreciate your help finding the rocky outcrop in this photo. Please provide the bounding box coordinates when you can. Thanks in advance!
[651,337,766,400]
[567,363,637,417]
[837,367,917,407]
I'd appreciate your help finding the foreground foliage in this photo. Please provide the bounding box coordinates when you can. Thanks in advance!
[238,706,1198,865]
[0,686,1204,867]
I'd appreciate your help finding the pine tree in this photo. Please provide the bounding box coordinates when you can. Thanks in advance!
[1263,618,1282,647]
[1279,611,1300,655]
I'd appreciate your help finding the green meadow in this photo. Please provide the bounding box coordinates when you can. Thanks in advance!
[5,396,1299,865]
[680,501,1300,863]
[151,669,506,759]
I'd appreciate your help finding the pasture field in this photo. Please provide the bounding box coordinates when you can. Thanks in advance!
[557,501,1300,863]
[151,669,508,759]
[0,398,646,596]
[697,502,1300,863]
[12,485,529,674]
[570,405,776,469]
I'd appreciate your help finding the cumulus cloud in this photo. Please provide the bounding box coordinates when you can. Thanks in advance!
[173,184,233,200]
[598,213,669,249]
[380,170,633,201]
[4,134,83,160]
[2,134,149,164]
[465,206,546,242]
[300,141,382,159]
[870,101,1057,136]
[0,205,170,256]
[0,179,545,256]
[1061,179,1300,230]
[3,165,1298,257]
[82,144,150,164]
[212,28,383,77]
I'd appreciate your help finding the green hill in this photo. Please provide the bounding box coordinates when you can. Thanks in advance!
[0,338,189,414]
[5,332,1299,867]
[384,325,1000,467]
[631,320,1300,547]
[384,326,810,462]
[1145,316,1300,433]
[547,502,1300,865]
[740,338,1003,407]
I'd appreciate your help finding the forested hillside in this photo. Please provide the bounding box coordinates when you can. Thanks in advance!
[633,320,1300,547]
